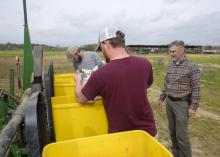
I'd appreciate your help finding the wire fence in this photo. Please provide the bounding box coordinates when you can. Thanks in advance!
[0,54,73,93]
[0,56,21,93]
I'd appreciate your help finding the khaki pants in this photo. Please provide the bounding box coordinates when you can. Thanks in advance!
[166,97,192,157]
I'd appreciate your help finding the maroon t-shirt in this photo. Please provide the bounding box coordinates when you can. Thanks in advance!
[82,56,157,136]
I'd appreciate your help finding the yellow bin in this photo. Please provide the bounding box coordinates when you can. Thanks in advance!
[52,100,108,141]
[54,73,75,84]
[53,73,75,96]
[51,95,77,105]
[42,130,173,157]
[54,83,75,96]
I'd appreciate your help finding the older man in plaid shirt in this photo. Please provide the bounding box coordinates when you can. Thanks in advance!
[158,40,200,157]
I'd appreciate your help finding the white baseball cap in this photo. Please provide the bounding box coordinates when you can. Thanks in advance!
[95,27,119,51]
[65,47,78,64]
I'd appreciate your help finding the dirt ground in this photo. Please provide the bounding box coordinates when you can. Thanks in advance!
[148,85,220,157]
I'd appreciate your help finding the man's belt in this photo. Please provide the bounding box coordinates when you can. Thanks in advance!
[168,96,188,101]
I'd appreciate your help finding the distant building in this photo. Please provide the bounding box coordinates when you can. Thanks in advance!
[126,44,202,54]
[201,49,219,54]
[201,45,220,54]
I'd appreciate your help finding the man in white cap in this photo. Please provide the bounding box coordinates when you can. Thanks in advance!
[75,27,157,137]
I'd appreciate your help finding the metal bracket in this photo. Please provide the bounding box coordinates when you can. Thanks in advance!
[48,62,54,97]
[44,72,55,142]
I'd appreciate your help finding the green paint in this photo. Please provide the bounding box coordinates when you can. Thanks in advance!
[0,96,8,128]
[23,24,33,90]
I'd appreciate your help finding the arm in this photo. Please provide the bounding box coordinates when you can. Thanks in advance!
[158,73,168,108]
[76,70,103,103]
[159,73,168,102]
[147,61,153,88]
[73,63,78,72]
[75,73,88,103]
[159,63,171,103]
[93,53,103,68]
[189,64,200,111]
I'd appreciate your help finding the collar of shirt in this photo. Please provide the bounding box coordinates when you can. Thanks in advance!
[173,55,188,66]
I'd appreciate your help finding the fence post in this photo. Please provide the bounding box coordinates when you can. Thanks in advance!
[9,69,15,109]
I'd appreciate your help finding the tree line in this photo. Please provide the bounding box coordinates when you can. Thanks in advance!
[0,42,66,51]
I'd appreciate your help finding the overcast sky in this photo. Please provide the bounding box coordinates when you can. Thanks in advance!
[0,0,220,46]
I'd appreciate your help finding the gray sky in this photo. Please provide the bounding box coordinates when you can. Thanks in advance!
[0,0,220,46]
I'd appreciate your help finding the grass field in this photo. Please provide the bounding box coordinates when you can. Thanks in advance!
[0,50,220,157]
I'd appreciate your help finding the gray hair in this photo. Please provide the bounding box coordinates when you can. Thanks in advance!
[170,40,185,48]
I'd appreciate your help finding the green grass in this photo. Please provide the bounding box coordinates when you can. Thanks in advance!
[138,54,220,65]
[188,54,220,65]
[44,51,65,56]
[200,67,220,113]
[189,118,220,157]
[152,63,168,88]
[139,54,171,63]
[0,50,23,56]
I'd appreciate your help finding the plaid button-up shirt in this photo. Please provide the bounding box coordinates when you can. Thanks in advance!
[160,57,200,110]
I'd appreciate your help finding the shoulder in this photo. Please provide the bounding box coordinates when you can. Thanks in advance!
[86,51,98,56]
[93,60,118,77]
[168,61,174,67]
[130,56,151,65]
[186,60,199,70]
[88,64,110,83]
